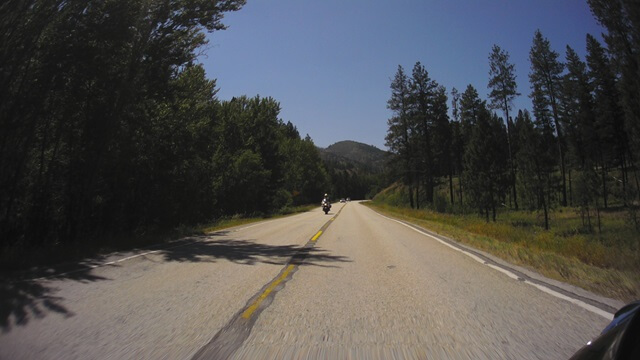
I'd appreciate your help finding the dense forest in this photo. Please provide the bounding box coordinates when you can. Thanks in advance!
[319,141,388,200]
[0,0,341,249]
[385,0,640,230]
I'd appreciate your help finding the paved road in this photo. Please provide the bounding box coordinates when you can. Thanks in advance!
[0,202,615,359]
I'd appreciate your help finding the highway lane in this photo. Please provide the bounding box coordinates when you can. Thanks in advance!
[1,202,614,359]
[0,208,346,359]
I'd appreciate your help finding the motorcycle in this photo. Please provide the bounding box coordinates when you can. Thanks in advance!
[321,201,331,214]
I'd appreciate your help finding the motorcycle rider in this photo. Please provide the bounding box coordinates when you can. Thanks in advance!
[321,193,331,208]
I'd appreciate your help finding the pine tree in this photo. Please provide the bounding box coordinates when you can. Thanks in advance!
[409,62,437,207]
[459,85,484,141]
[529,30,568,206]
[431,85,452,210]
[450,87,464,208]
[463,104,509,222]
[586,33,630,207]
[515,110,555,229]
[488,45,520,210]
[560,45,597,208]
[587,0,640,165]
[386,65,416,208]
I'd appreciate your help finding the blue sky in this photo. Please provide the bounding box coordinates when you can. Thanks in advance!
[200,0,605,150]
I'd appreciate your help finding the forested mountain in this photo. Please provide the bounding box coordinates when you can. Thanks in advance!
[319,141,387,172]
[383,0,640,233]
[318,141,389,200]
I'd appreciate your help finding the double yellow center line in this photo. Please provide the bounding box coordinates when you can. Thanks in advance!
[192,205,347,359]
[311,230,323,242]
[240,207,344,320]
[242,264,296,318]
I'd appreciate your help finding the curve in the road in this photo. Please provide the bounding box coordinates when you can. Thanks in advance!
[372,210,617,320]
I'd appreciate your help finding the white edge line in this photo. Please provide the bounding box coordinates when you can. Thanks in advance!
[373,211,615,320]
[29,241,196,282]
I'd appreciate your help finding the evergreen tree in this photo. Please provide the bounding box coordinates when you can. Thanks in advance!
[450,87,463,207]
[457,85,484,209]
[529,30,568,206]
[586,33,630,206]
[459,85,484,137]
[431,85,452,209]
[409,62,435,207]
[515,110,555,229]
[488,45,520,210]
[463,105,509,222]
[280,133,330,206]
[560,45,597,207]
[588,0,640,165]
[0,0,246,245]
[386,65,416,207]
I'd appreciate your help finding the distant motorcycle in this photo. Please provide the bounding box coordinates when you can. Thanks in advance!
[321,200,331,214]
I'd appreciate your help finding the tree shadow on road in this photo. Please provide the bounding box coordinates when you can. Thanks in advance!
[160,232,351,268]
[0,258,109,333]
[0,231,350,333]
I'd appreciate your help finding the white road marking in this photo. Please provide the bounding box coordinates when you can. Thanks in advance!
[29,240,196,282]
[234,223,264,232]
[373,211,615,320]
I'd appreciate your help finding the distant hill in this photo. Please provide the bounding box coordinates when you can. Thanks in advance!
[317,140,389,199]
[318,140,387,173]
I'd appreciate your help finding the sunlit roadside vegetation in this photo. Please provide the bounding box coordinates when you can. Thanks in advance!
[368,184,639,302]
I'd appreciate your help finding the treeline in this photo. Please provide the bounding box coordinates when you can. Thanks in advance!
[324,160,385,201]
[385,0,640,230]
[0,0,331,248]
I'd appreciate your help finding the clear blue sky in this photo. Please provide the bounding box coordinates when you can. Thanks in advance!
[200,0,605,150]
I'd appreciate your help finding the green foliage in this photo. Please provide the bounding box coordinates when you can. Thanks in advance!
[0,0,337,251]
[488,44,520,210]
[382,23,640,233]
[385,65,415,207]
[367,199,640,301]
[529,30,568,207]
[385,62,451,209]
[318,140,388,200]
[463,105,510,221]
[588,0,640,163]
[0,0,247,247]
[515,108,561,229]
[281,136,331,205]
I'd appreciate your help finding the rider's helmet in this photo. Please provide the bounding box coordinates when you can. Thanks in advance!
[324,193,328,197]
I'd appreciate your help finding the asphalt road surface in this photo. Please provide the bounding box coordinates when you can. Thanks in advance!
[0,202,618,359]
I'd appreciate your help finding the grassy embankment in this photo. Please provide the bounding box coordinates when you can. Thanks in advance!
[368,184,640,302]
[1,205,316,271]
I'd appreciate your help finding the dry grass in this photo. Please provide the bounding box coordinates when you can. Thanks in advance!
[365,202,640,302]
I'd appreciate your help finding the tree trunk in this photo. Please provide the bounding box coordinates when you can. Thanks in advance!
[408,183,415,208]
[601,162,608,209]
[568,169,573,207]
[415,174,421,209]
[621,151,628,206]
[543,199,549,230]
[505,110,518,210]
[459,176,464,213]
[548,84,567,207]
[596,204,602,234]
[449,171,454,205]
